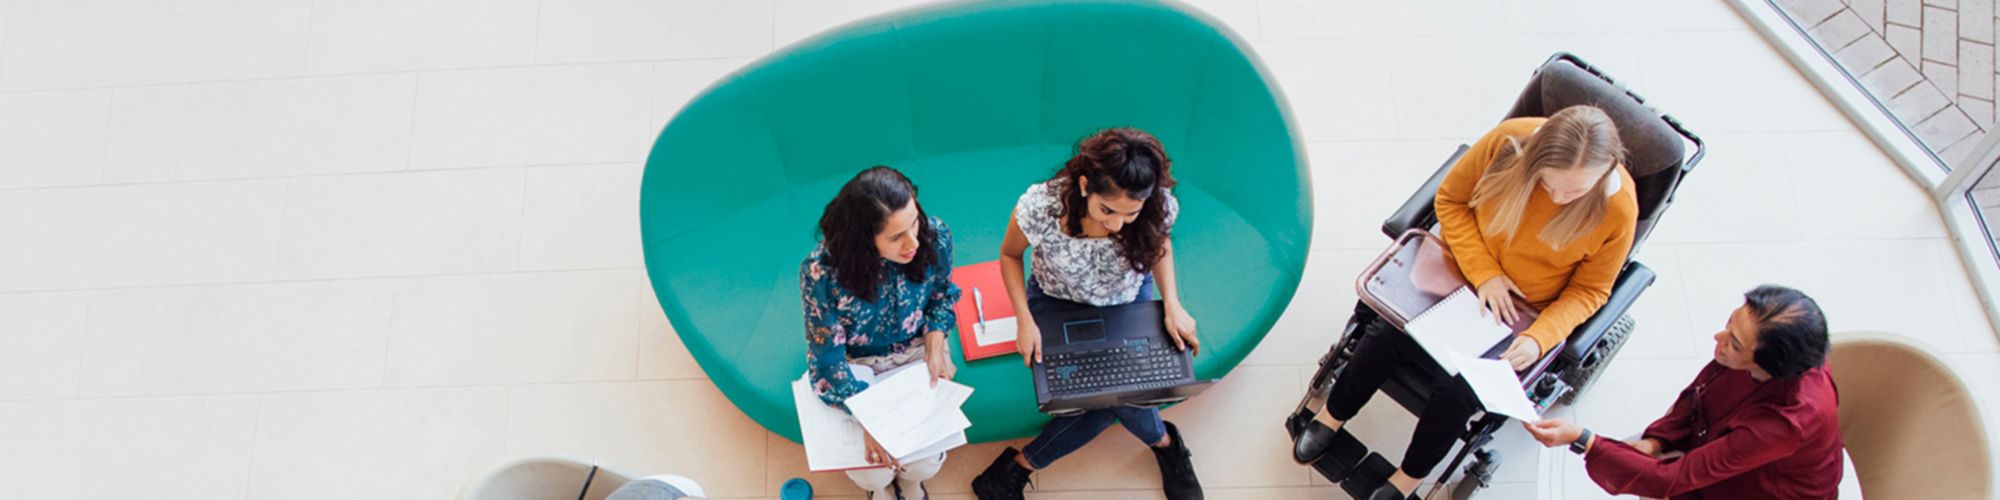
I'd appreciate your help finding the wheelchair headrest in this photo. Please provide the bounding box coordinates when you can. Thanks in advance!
[1504,59,1687,180]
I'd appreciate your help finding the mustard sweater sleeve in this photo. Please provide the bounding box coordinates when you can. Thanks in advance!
[1434,125,1513,289]
[1521,206,1636,356]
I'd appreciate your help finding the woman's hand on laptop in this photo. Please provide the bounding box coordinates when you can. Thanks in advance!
[1165,302,1199,356]
[923,330,955,388]
[1016,317,1042,366]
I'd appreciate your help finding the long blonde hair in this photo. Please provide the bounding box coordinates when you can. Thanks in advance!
[1468,105,1625,248]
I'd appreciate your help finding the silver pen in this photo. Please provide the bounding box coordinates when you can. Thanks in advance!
[973,287,988,334]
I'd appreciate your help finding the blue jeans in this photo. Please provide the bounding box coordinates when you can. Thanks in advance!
[1019,274,1165,469]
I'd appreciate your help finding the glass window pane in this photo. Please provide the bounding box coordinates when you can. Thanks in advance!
[1772,0,1995,171]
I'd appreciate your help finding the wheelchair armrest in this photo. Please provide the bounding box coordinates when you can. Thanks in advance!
[1380,145,1471,238]
[1558,261,1656,365]
[1522,338,1568,384]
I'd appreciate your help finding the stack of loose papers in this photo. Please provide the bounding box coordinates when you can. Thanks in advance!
[1404,287,1542,422]
[794,362,974,471]
[793,369,877,472]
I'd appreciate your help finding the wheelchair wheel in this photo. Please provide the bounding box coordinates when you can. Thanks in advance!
[1558,314,1635,405]
[1448,448,1498,500]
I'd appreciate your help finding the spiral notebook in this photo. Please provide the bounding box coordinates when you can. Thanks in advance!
[1403,287,1516,374]
[1406,289,1544,422]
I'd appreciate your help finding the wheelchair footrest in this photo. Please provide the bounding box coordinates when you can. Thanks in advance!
[1296,423,1368,480]
[1339,452,1397,499]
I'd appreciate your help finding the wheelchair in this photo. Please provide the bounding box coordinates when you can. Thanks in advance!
[1282,53,1706,499]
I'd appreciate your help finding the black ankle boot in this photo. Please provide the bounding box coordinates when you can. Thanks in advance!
[1151,421,1203,500]
[971,447,1031,500]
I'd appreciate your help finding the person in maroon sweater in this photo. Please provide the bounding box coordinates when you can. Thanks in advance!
[1525,285,1844,499]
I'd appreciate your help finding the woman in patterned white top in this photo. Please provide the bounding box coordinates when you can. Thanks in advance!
[971,128,1204,500]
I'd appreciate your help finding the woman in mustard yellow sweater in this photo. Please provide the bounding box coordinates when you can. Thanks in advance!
[1310,105,1638,500]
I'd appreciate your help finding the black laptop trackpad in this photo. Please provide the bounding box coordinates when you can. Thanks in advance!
[1063,318,1107,344]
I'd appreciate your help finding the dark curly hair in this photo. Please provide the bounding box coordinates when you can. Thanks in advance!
[1743,285,1830,380]
[1052,128,1177,273]
[816,166,936,302]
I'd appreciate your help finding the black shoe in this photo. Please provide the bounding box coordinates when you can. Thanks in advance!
[1293,418,1332,463]
[1293,421,1368,482]
[1368,482,1417,500]
[971,447,1031,500]
[1151,421,1203,500]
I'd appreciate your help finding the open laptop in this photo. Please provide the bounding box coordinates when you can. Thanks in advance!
[1031,300,1217,415]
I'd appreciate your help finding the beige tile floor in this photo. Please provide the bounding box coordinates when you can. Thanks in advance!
[0,0,1992,498]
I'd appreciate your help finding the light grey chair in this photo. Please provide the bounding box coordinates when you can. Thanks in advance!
[456,455,707,500]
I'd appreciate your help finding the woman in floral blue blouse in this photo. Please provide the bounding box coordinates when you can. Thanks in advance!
[800,166,961,500]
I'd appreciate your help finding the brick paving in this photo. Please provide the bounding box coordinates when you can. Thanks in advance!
[1780,0,1994,166]
[1776,0,2000,251]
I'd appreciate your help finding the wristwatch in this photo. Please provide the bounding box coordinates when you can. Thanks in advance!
[1570,429,1595,455]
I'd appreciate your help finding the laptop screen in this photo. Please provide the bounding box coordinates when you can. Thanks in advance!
[1062,318,1107,344]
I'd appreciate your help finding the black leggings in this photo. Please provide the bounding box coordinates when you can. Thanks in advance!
[1324,317,1481,478]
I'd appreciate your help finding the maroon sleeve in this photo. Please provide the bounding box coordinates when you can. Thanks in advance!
[1583,406,1804,497]
[1640,381,1701,451]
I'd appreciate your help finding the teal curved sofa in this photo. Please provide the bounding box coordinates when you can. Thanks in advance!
[641,0,1308,443]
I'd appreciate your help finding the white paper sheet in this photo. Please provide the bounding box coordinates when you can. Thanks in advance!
[902,429,967,462]
[843,361,976,459]
[1457,357,1541,422]
[1405,288,1513,375]
[793,372,878,471]
[973,320,1018,347]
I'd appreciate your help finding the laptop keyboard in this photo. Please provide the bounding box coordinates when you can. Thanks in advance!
[1046,339,1188,395]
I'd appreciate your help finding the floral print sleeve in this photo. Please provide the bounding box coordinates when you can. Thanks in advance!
[921,219,961,336]
[1016,183,1059,247]
[798,217,961,413]
[801,256,866,412]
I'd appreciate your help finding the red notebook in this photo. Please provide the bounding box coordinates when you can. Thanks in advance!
[950,260,1020,361]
